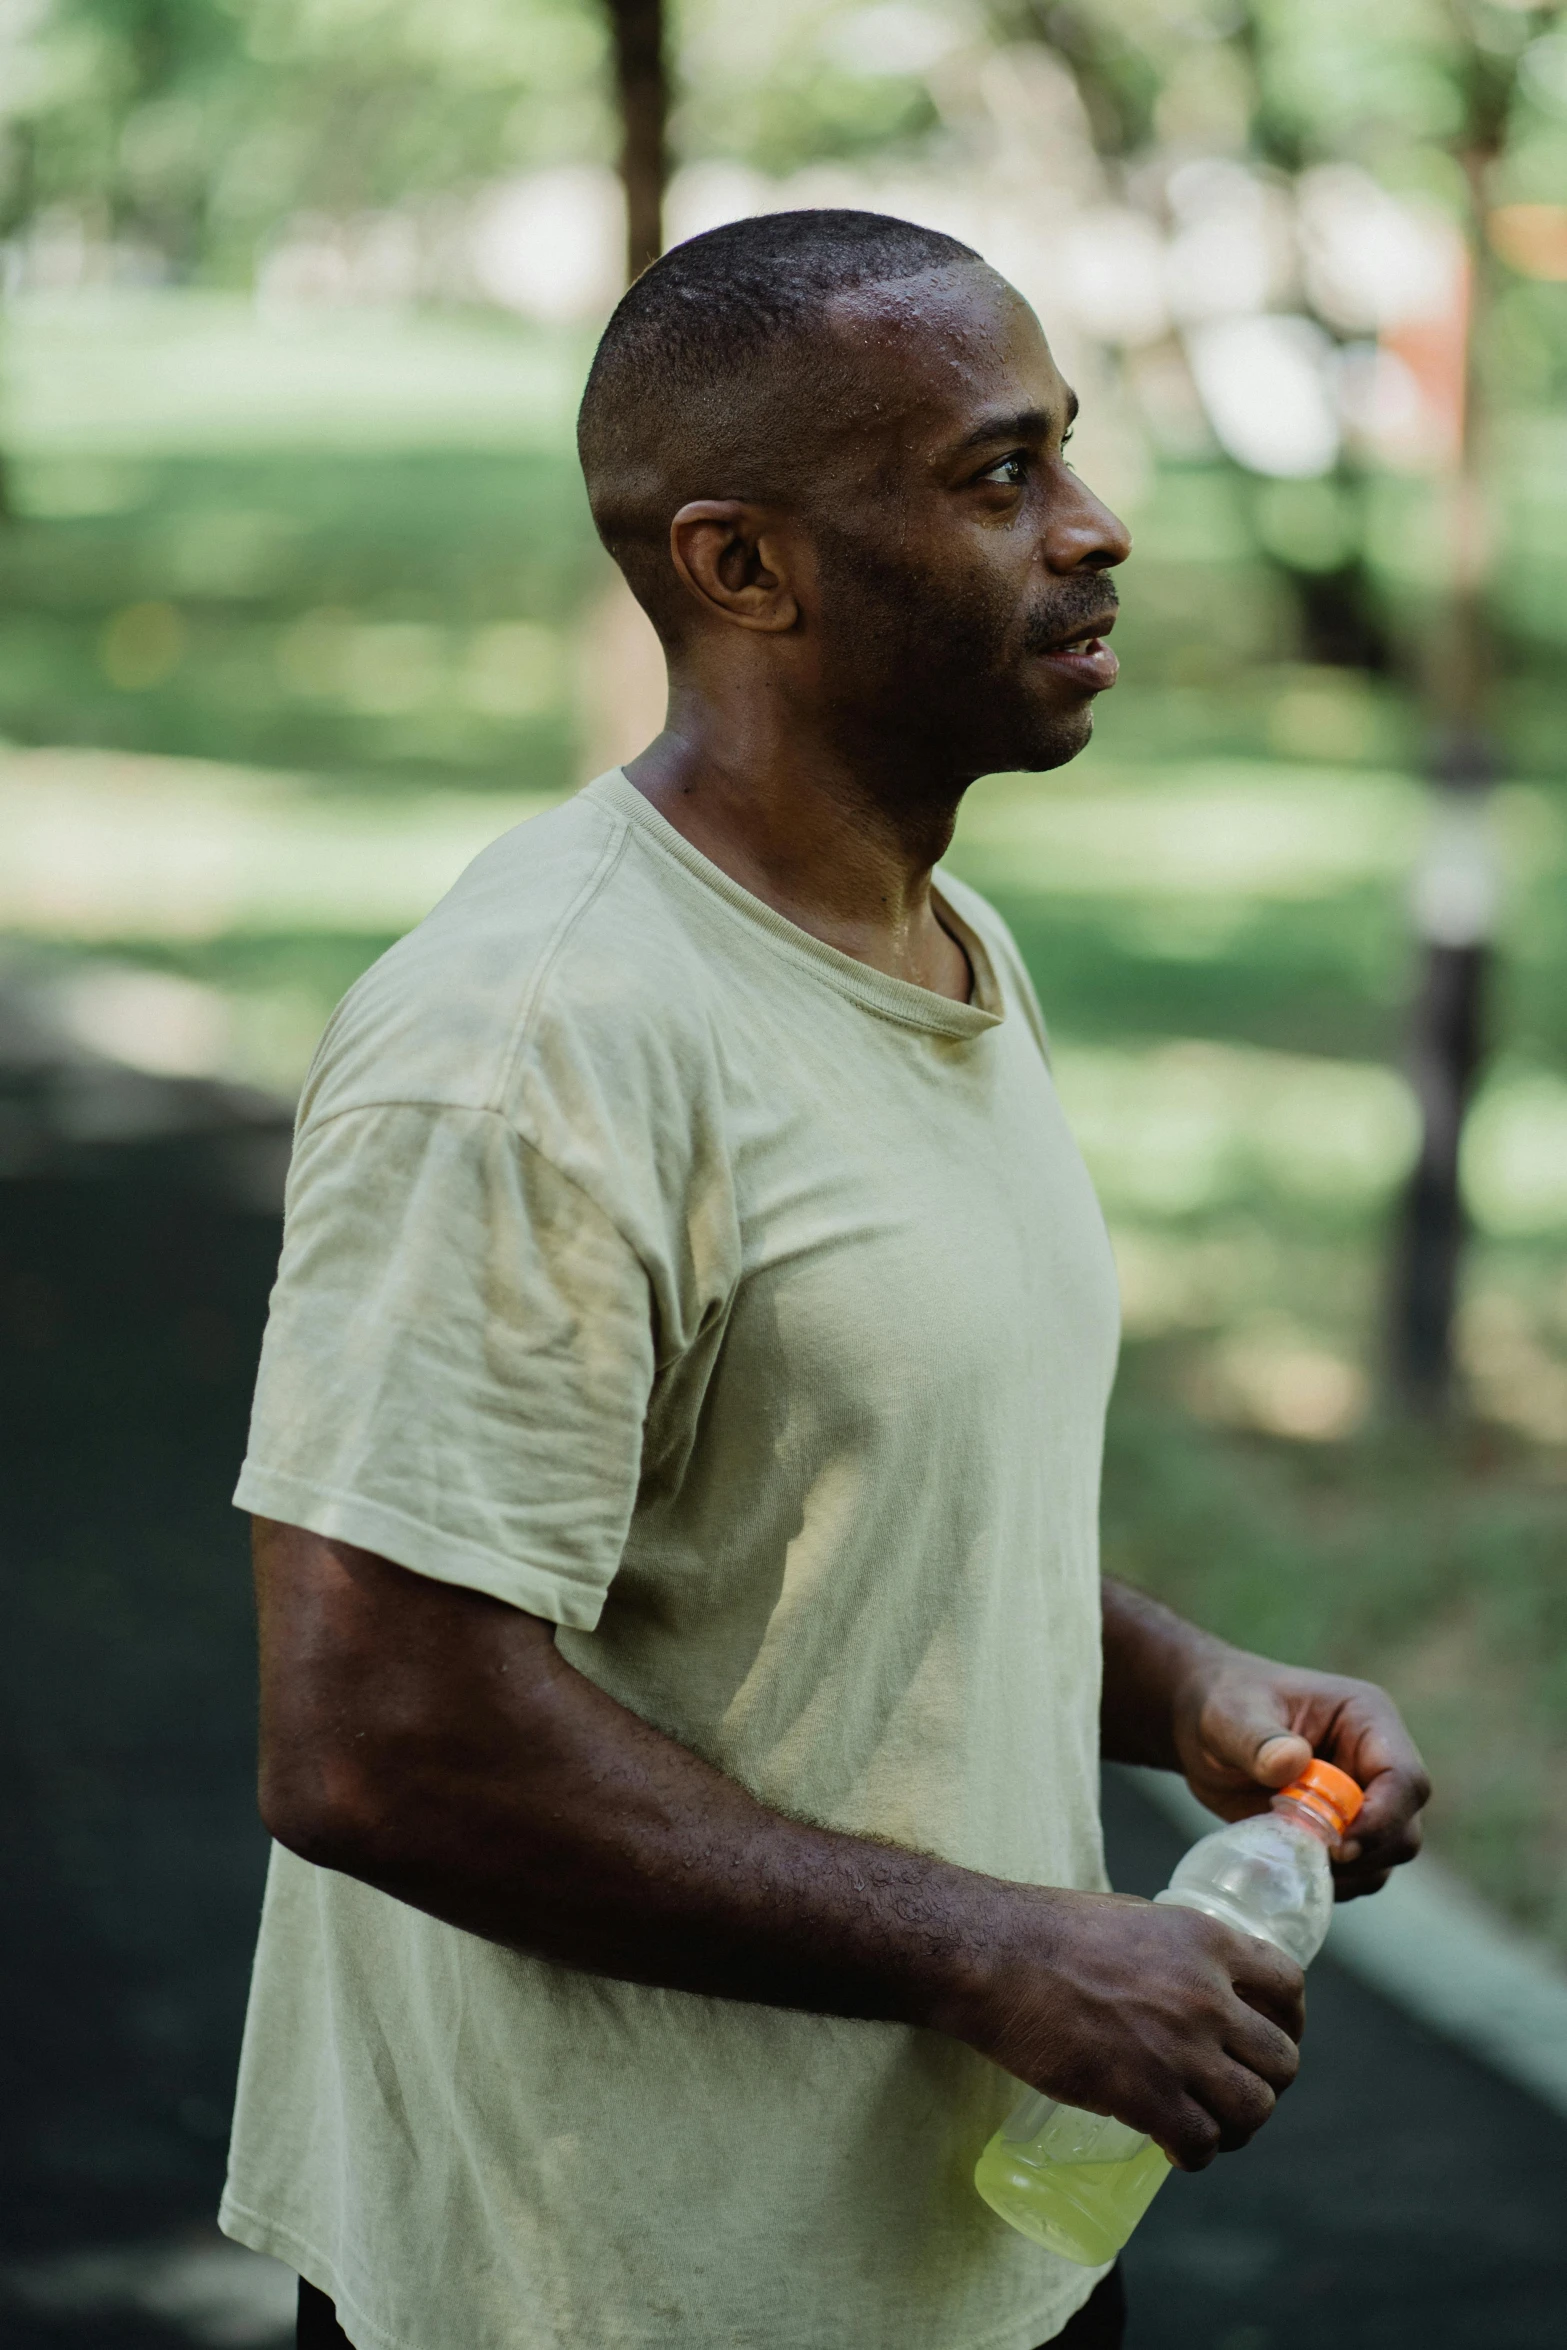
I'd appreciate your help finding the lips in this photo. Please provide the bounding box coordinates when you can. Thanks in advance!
[1036,614,1119,692]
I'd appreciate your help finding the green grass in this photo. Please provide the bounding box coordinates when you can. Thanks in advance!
[0,447,599,790]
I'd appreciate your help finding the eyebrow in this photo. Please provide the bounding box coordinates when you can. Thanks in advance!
[953,392,1079,455]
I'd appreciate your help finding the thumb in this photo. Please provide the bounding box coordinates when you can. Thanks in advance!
[1201,1687,1312,1791]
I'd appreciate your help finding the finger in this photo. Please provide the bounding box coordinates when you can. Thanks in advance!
[1223,2008,1301,2096]
[1198,2057,1278,2153]
[1321,1698,1431,1856]
[1154,2095,1223,2174]
[1349,1772,1429,1872]
[1227,1942,1307,2042]
[1197,1684,1313,1794]
[1331,1864,1391,1902]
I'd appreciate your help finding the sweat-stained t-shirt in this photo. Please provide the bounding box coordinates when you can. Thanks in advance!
[221,766,1123,2350]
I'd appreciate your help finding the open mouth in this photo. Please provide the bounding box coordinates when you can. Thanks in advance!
[1037,615,1119,689]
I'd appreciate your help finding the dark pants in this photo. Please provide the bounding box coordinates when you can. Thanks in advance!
[1049,2266,1126,2348]
[297,2265,1125,2348]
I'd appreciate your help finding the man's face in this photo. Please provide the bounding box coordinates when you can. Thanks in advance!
[798,265,1130,783]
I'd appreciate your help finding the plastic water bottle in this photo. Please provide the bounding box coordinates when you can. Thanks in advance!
[973,1759,1364,2266]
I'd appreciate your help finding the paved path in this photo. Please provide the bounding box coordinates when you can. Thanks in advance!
[2,1102,1564,2346]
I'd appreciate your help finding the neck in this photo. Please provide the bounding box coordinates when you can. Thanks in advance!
[622,675,975,1002]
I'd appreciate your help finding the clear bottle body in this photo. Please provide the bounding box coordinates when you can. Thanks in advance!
[973,1798,1335,2265]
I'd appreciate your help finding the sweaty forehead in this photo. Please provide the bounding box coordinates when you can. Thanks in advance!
[817,264,1062,451]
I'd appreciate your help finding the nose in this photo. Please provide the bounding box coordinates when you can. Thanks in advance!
[1043,460,1132,574]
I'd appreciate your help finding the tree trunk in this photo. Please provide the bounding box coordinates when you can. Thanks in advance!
[1388,136,1498,1417]
[606,0,667,282]
[1389,922,1489,1414]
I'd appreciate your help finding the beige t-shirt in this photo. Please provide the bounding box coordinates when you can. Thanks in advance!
[222,768,1122,2350]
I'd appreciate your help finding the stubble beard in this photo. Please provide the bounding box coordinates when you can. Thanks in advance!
[813,529,1107,786]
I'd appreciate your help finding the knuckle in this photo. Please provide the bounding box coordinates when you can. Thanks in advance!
[1178,2117,1221,2172]
[1252,2026,1300,2087]
[1231,2067,1276,2122]
[1217,2080,1274,2148]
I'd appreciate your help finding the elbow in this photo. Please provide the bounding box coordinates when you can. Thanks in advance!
[258,1733,392,1877]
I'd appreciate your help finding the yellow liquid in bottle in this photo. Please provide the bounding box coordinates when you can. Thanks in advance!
[974,2101,1172,2266]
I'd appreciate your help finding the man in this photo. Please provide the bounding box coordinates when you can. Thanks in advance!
[222,212,1428,2350]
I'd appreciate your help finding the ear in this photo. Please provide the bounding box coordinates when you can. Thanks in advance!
[669,500,800,633]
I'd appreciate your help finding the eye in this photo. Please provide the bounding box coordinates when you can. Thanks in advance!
[978,450,1028,487]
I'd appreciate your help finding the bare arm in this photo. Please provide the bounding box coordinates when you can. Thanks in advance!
[255,1520,1304,2171]
[1100,1577,1431,1899]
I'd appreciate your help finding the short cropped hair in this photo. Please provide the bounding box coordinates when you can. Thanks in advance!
[577,208,981,636]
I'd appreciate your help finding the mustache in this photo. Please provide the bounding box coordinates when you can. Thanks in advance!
[1021,580,1119,654]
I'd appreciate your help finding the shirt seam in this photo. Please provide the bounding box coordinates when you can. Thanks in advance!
[289,1097,652,1275]
[490,813,632,1112]
[941,872,1053,1069]
[631,825,1001,1037]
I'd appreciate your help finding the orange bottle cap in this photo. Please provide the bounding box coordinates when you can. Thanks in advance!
[1281,1759,1364,1837]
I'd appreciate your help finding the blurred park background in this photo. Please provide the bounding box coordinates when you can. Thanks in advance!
[2,0,1567,2339]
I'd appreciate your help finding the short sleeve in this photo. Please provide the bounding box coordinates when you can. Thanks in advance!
[234,1103,655,1629]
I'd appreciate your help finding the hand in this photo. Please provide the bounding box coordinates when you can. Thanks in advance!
[1171,1650,1431,1900]
[942,1885,1304,2172]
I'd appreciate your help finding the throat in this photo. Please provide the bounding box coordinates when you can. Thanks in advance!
[622,732,974,1000]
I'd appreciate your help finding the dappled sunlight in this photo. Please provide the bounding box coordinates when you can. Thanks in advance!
[1187,1325,1370,1443]
[0,749,558,944]
[1054,1038,1420,1220]
[955,765,1425,899]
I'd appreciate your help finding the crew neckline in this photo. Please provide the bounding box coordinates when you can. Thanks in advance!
[585,769,1005,1041]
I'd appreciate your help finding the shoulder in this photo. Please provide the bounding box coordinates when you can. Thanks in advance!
[300,783,721,1130]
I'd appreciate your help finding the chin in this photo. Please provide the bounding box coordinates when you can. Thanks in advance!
[998,699,1098,776]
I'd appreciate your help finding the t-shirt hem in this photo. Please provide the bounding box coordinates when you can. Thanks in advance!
[217,2187,1101,2350]
[219,2196,411,2350]
[232,1462,608,1630]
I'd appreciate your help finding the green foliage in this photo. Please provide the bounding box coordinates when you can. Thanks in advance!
[2,0,614,275]
[679,62,937,178]
[992,0,1565,207]
[991,1,1169,158]
[671,0,946,176]
[1251,0,1469,165]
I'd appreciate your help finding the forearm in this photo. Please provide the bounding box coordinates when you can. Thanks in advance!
[1099,1575,1225,1770]
[256,1524,1309,2166]
[257,1523,1016,2035]
[340,1635,1009,2025]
